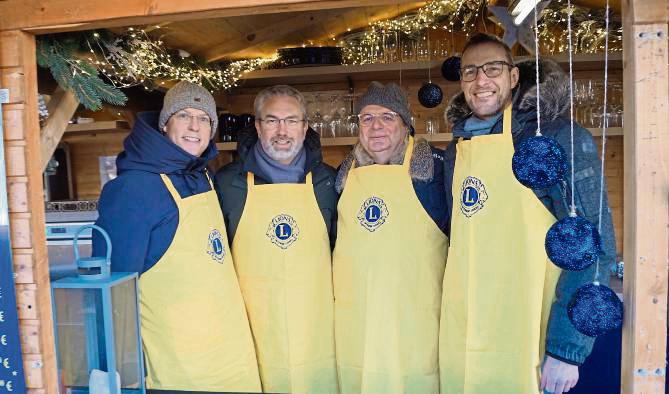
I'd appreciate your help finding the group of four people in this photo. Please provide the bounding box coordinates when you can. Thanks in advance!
[93,33,616,394]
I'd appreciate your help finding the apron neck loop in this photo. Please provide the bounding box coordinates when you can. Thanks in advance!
[247,171,312,188]
[502,104,513,136]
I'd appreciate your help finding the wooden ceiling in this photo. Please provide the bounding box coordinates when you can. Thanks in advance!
[126,0,617,63]
[141,3,423,62]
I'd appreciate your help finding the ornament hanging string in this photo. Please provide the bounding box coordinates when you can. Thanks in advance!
[533,0,542,136]
[594,0,611,284]
[566,0,577,216]
[427,30,432,83]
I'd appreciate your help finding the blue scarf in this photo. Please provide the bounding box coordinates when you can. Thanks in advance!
[253,141,306,184]
[455,113,502,138]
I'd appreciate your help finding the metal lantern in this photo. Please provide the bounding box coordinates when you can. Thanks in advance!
[51,225,145,394]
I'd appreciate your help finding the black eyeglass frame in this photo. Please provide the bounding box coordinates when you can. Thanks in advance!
[459,61,515,82]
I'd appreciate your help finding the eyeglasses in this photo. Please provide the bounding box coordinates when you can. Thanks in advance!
[259,117,305,131]
[460,61,514,82]
[174,111,212,128]
[357,112,400,127]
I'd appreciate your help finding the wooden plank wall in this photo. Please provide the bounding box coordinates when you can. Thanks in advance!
[0,30,58,393]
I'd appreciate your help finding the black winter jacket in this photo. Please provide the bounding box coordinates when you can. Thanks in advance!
[214,128,338,248]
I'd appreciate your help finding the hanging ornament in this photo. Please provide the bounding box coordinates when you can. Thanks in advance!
[418,30,443,109]
[545,215,601,271]
[441,56,461,81]
[418,83,443,108]
[568,282,623,337]
[511,135,568,189]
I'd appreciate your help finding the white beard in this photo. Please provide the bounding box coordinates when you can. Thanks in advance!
[261,137,304,163]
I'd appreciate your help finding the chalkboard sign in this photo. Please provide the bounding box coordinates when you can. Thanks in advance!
[0,88,27,393]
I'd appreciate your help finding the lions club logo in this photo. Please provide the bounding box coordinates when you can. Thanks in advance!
[460,176,489,217]
[357,196,390,232]
[207,229,226,263]
[266,214,300,249]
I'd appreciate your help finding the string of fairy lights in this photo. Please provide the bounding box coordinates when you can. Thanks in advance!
[60,0,621,92]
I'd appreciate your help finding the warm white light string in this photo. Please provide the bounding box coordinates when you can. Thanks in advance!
[594,0,611,283]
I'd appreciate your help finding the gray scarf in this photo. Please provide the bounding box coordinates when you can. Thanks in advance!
[253,141,306,184]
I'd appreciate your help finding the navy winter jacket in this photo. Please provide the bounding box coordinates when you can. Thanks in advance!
[92,111,219,274]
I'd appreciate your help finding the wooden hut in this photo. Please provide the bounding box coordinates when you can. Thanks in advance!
[0,0,666,392]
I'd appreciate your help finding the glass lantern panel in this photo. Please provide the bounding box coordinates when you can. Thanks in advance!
[111,279,142,390]
[53,288,108,389]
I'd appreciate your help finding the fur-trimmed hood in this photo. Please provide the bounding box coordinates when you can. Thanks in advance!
[335,137,435,194]
[445,58,570,126]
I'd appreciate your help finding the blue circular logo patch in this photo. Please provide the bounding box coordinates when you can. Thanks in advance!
[207,229,226,263]
[267,214,300,249]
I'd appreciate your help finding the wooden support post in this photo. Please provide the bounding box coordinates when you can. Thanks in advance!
[40,86,79,172]
[621,0,669,392]
[0,30,58,393]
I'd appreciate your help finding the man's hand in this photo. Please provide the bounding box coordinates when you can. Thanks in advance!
[540,355,579,393]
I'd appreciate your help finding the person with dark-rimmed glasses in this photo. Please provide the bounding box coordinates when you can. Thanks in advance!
[333,81,449,393]
[439,32,616,394]
[215,85,338,394]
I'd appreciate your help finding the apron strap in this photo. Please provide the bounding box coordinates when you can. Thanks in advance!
[246,171,313,189]
[401,135,415,171]
[246,172,255,191]
[502,103,513,136]
[203,170,215,190]
[160,174,182,203]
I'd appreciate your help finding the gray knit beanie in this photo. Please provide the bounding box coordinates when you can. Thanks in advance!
[355,81,412,128]
[159,81,218,138]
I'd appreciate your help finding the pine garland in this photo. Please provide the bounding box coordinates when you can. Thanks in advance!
[37,35,127,111]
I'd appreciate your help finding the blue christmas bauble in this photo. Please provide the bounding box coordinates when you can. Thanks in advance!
[418,83,443,108]
[546,216,601,271]
[512,135,568,189]
[441,56,461,82]
[568,282,623,337]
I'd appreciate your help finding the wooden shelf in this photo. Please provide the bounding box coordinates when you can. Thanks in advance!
[64,120,130,135]
[238,52,623,87]
[216,127,621,151]
[62,120,131,143]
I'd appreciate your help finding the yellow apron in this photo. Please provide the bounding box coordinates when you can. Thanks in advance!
[139,173,261,392]
[333,136,449,394]
[232,172,338,394]
[439,105,562,394]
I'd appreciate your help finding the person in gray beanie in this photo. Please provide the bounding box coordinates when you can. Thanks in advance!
[93,81,262,391]
[332,81,449,393]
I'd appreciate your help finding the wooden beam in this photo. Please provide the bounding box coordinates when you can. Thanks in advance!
[0,30,59,393]
[40,87,79,172]
[621,0,669,391]
[202,10,343,63]
[0,0,422,33]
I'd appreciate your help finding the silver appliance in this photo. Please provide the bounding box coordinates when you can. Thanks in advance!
[45,200,99,280]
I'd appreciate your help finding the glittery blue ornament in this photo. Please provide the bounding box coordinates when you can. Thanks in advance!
[568,282,623,337]
[441,56,461,82]
[418,83,443,108]
[546,216,601,271]
[512,135,568,189]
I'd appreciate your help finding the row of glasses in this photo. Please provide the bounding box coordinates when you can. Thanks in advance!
[305,92,360,138]
[573,79,624,128]
[344,30,450,64]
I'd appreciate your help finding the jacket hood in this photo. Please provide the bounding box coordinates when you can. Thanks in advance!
[445,58,570,126]
[116,111,218,175]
